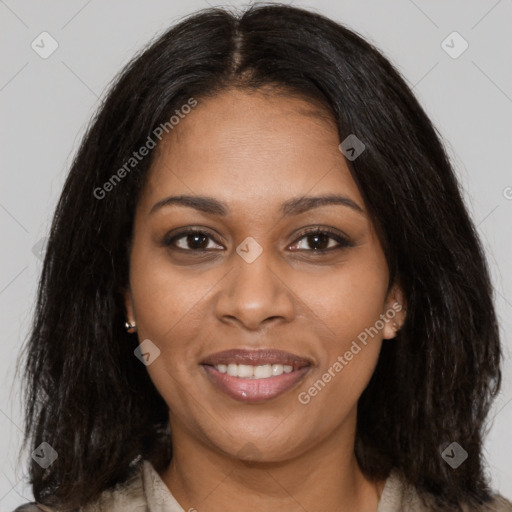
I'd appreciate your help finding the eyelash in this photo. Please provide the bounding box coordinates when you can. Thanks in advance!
[162,227,353,255]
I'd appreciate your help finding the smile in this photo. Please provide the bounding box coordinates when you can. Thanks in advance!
[200,349,312,402]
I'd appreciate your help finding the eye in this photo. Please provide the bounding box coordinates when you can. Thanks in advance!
[164,229,223,252]
[289,227,353,253]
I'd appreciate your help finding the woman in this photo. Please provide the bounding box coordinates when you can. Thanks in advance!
[15,4,512,511]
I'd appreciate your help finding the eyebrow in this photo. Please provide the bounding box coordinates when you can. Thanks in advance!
[149,194,364,217]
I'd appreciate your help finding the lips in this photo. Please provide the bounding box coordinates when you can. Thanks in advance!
[201,348,312,369]
[200,348,312,403]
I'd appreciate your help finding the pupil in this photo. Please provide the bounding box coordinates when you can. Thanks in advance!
[308,233,328,250]
[189,234,208,249]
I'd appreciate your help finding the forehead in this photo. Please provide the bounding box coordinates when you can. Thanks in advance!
[139,89,363,214]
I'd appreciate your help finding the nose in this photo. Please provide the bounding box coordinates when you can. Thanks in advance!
[214,247,296,331]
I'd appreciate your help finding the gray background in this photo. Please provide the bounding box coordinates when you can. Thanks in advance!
[1,0,511,508]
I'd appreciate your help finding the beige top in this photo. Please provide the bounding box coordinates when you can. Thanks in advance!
[21,460,512,512]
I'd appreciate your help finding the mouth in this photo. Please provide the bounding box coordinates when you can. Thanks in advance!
[200,349,312,403]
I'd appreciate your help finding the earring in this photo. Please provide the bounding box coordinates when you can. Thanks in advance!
[125,320,137,333]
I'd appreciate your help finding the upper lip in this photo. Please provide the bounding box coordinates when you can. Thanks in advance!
[201,349,312,368]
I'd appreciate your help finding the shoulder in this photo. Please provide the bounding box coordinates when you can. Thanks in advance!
[379,470,512,512]
[12,463,147,512]
[80,465,146,512]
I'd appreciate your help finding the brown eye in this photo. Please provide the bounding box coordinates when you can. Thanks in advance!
[164,229,223,252]
[289,228,353,253]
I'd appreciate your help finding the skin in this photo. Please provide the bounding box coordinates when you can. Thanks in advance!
[124,87,406,512]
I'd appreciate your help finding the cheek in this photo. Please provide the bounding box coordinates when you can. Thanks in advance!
[127,242,217,399]
[129,242,210,341]
[300,247,389,349]
[294,300,385,443]
[293,247,388,413]
[128,252,211,418]
[295,339,381,449]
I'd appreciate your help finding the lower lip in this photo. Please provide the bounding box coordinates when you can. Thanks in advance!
[201,365,311,403]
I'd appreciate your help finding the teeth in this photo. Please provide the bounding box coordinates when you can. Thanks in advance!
[254,365,272,378]
[214,363,295,378]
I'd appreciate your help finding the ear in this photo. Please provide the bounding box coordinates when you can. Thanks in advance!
[124,286,136,324]
[382,284,407,340]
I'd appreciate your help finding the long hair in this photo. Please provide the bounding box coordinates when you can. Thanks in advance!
[17,4,501,510]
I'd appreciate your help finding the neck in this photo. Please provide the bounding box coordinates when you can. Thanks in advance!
[158,411,385,512]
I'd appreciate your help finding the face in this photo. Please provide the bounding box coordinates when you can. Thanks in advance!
[125,88,405,463]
